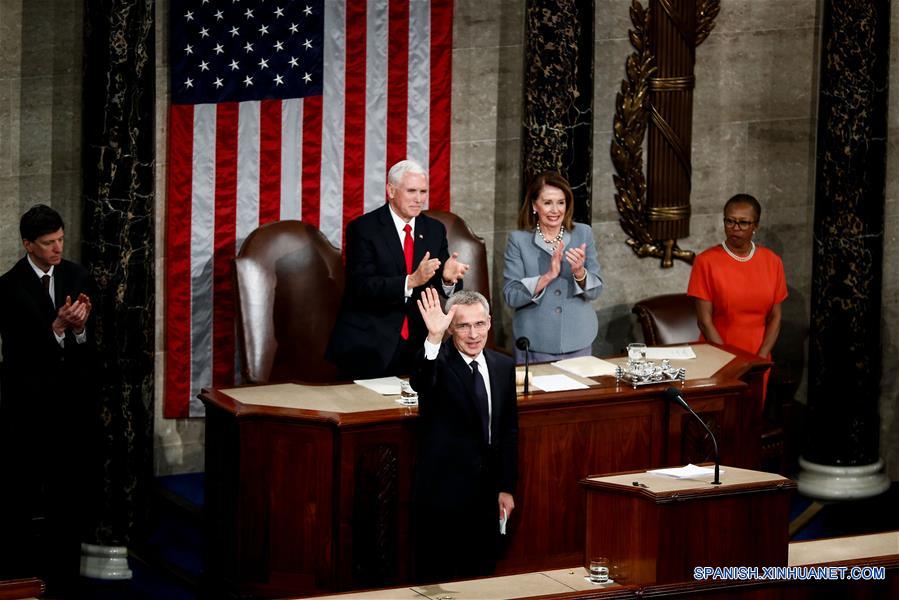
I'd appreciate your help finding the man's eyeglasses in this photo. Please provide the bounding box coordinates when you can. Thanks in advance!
[453,321,489,334]
[723,218,756,230]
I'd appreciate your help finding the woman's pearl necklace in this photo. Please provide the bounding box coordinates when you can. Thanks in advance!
[536,222,565,247]
[721,240,755,262]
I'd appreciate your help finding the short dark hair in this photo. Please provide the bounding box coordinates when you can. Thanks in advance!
[724,194,762,221]
[20,204,65,242]
[518,171,575,231]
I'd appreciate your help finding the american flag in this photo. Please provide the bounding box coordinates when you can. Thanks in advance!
[165,0,454,417]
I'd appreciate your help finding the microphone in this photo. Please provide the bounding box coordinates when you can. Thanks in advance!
[664,386,721,485]
[516,337,531,395]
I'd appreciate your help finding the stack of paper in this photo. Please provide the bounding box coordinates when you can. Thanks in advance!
[353,376,403,396]
[551,356,619,377]
[531,374,590,392]
[643,346,696,360]
[646,463,724,479]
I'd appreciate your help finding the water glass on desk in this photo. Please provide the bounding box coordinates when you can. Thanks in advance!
[400,381,418,405]
[627,342,647,361]
[589,557,609,584]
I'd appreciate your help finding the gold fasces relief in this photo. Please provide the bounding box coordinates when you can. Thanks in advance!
[611,0,719,268]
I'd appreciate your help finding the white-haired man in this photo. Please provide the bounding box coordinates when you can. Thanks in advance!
[327,159,470,379]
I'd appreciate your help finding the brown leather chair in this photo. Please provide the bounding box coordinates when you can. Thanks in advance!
[631,293,700,345]
[233,220,344,383]
[424,209,490,303]
[424,209,494,346]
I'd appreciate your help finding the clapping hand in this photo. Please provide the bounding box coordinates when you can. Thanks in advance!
[409,251,442,288]
[417,287,456,344]
[442,252,470,285]
[565,243,587,280]
[52,293,92,336]
[535,243,564,295]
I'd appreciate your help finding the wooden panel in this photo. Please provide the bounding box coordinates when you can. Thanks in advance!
[502,399,665,573]
[584,473,793,586]
[337,422,418,590]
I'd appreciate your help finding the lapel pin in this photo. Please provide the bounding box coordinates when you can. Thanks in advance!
[418,234,423,239]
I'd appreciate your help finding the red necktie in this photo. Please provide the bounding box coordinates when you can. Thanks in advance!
[401,224,413,340]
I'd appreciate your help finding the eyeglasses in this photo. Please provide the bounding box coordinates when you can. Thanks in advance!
[723,218,756,230]
[453,321,489,334]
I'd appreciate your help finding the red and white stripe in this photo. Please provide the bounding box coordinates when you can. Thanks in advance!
[164,1,454,417]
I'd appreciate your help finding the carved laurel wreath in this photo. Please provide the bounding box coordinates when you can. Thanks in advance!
[611,0,719,268]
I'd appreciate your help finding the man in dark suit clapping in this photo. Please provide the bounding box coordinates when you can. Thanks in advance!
[412,287,518,582]
[0,204,96,590]
[327,159,469,379]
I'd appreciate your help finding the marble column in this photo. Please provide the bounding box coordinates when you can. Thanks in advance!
[80,0,155,577]
[522,0,594,223]
[800,0,890,500]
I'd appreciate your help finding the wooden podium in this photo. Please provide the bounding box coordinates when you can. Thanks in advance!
[581,466,795,585]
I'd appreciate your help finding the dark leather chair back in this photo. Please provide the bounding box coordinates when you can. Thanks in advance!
[632,293,700,345]
[234,220,344,383]
[424,209,490,304]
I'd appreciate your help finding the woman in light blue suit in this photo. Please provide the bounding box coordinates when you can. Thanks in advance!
[503,172,603,363]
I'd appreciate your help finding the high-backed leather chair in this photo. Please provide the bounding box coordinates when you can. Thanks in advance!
[233,220,344,383]
[631,293,700,345]
[424,209,490,303]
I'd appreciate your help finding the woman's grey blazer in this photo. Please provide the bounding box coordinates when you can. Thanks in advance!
[502,222,603,355]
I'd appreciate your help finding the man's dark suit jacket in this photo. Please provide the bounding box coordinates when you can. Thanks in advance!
[410,339,518,581]
[327,204,454,379]
[0,256,96,580]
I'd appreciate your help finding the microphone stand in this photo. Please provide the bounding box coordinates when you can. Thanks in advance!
[666,387,721,485]
[516,337,530,395]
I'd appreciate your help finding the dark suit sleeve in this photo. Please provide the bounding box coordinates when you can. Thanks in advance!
[497,358,518,495]
[344,218,407,307]
[410,345,438,418]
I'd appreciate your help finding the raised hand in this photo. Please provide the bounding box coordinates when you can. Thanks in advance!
[565,243,587,280]
[442,252,470,284]
[535,242,564,295]
[417,286,457,344]
[409,251,442,288]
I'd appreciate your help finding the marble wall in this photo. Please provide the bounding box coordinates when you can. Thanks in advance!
[880,1,899,481]
[0,0,83,267]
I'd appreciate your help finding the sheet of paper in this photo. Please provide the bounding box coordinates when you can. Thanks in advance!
[551,355,619,377]
[531,374,590,392]
[643,345,696,360]
[646,463,725,479]
[353,376,404,396]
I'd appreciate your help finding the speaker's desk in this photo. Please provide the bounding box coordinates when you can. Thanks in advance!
[200,343,769,598]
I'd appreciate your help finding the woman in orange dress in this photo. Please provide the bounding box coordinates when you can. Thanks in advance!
[687,194,787,362]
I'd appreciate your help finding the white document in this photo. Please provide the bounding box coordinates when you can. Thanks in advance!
[551,355,619,377]
[531,374,590,392]
[643,345,696,360]
[353,376,404,396]
[499,508,507,535]
[646,463,724,479]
